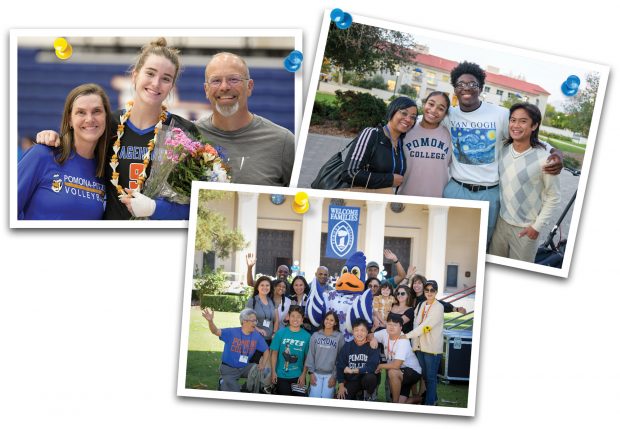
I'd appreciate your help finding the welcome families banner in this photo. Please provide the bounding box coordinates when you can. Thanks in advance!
[326,205,360,259]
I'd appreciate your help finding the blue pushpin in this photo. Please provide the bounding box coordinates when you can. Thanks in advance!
[561,75,581,97]
[284,50,303,72]
[330,8,344,22]
[330,8,352,29]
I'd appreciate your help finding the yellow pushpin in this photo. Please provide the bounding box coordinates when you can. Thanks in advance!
[54,37,73,60]
[292,191,310,214]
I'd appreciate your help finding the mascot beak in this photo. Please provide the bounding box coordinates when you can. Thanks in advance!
[335,273,364,293]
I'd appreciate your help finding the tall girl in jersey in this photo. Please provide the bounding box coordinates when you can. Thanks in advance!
[110,38,199,220]
[398,91,452,198]
[341,97,417,192]
[18,84,111,220]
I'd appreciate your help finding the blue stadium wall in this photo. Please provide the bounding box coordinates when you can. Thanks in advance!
[18,48,295,140]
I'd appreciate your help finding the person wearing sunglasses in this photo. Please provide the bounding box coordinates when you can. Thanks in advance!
[202,307,270,392]
[442,61,563,244]
[196,52,295,186]
[406,280,444,406]
[387,286,415,334]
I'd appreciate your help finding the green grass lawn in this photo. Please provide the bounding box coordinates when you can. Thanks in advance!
[185,308,470,407]
[540,137,586,154]
[315,92,338,105]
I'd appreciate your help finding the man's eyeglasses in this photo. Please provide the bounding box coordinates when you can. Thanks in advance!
[243,319,258,324]
[206,75,249,87]
[454,81,480,90]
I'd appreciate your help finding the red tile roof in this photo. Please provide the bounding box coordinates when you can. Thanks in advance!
[413,52,550,95]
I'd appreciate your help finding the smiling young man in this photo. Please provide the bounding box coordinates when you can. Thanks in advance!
[195,52,295,186]
[489,103,561,262]
[443,61,562,243]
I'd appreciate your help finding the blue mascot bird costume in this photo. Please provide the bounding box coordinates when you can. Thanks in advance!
[307,251,374,341]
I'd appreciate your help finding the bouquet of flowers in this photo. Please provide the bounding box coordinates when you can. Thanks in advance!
[141,122,231,205]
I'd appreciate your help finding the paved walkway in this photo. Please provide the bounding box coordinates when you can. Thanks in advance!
[298,132,582,250]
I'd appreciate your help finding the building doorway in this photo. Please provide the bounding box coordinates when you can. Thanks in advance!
[256,229,294,276]
[383,237,412,278]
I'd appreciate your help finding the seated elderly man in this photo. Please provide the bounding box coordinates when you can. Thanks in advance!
[202,307,270,392]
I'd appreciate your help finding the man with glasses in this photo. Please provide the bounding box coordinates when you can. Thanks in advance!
[196,52,295,186]
[370,314,422,403]
[443,61,562,243]
[202,307,270,392]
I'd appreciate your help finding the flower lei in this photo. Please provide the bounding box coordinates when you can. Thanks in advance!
[109,100,168,195]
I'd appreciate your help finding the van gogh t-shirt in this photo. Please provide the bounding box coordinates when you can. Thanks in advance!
[18,145,105,220]
[445,102,509,186]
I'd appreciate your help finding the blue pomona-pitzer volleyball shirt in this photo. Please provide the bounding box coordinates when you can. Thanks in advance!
[18,145,105,220]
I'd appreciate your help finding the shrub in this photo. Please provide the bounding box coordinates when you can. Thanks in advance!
[563,155,582,171]
[201,294,247,312]
[398,84,418,98]
[311,99,340,125]
[335,90,387,132]
[194,267,228,295]
[350,75,388,90]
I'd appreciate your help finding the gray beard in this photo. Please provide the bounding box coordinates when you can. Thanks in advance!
[215,101,239,117]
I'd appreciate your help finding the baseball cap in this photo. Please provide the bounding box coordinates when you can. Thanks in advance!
[367,261,380,270]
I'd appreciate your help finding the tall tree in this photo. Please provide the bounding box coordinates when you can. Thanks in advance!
[563,72,599,137]
[324,22,416,80]
[195,189,246,258]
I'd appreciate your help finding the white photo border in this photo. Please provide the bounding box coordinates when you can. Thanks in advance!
[177,180,489,417]
[10,28,303,229]
[290,10,610,278]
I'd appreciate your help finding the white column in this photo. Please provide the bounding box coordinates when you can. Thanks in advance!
[364,201,387,271]
[425,206,449,296]
[300,196,324,278]
[235,192,259,277]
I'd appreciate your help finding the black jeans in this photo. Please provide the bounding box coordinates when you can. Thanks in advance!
[344,374,378,400]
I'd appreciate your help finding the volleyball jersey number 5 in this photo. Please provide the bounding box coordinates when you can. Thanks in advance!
[128,163,145,190]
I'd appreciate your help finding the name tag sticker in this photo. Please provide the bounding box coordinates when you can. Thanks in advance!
[239,355,249,363]
[263,320,271,328]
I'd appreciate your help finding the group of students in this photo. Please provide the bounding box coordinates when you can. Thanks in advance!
[204,256,465,406]
[17,37,295,221]
[334,60,563,263]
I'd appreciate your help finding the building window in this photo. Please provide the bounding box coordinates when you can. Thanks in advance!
[426,71,436,86]
[496,89,504,96]
[441,74,449,82]
[483,86,490,93]
[446,264,458,288]
[535,98,540,106]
